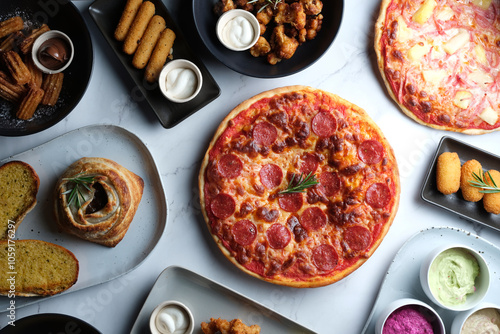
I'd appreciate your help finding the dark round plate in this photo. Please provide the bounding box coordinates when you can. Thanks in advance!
[193,0,343,78]
[0,0,93,136]
[0,313,101,334]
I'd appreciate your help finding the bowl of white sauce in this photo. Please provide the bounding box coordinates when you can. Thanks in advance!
[150,300,194,334]
[158,59,203,103]
[216,9,260,51]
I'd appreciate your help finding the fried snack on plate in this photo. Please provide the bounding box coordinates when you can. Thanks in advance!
[25,56,44,88]
[0,70,27,102]
[144,28,176,83]
[483,170,500,214]
[114,0,143,41]
[2,50,31,85]
[132,15,166,69]
[0,16,24,40]
[201,318,260,334]
[18,24,50,54]
[41,72,64,106]
[436,152,461,195]
[123,1,155,55]
[0,31,24,52]
[16,84,44,120]
[460,159,484,202]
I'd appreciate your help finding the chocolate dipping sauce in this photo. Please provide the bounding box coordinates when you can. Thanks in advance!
[37,37,70,70]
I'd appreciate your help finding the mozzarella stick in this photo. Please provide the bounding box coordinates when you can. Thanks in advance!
[144,28,176,83]
[123,1,155,55]
[114,0,143,42]
[132,15,166,69]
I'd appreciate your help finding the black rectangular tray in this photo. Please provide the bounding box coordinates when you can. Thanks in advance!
[89,0,220,128]
[421,136,500,232]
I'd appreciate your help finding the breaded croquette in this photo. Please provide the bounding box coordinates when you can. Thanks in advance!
[132,15,166,69]
[144,28,176,83]
[460,159,484,202]
[483,170,500,214]
[114,0,143,41]
[436,152,461,195]
[123,1,155,55]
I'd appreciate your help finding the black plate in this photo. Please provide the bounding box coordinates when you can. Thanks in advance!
[0,0,93,137]
[89,0,221,129]
[421,136,500,232]
[193,0,344,78]
[0,313,101,334]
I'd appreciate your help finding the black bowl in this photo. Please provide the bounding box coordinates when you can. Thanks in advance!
[0,0,93,136]
[0,313,101,334]
[193,0,343,78]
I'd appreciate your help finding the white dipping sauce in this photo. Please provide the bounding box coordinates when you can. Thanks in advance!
[165,68,197,100]
[223,16,255,49]
[155,305,189,334]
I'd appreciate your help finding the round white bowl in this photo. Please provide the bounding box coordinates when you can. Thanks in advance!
[216,9,260,51]
[31,30,74,74]
[420,244,490,312]
[150,300,194,334]
[158,59,203,103]
[375,298,445,334]
[451,302,500,334]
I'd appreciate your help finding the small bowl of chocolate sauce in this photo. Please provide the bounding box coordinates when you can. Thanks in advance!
[32,30,74,74]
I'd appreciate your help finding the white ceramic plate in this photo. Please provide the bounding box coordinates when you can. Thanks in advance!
[0,125,167,310]
[361,227,500,333]
[130,266,316,333]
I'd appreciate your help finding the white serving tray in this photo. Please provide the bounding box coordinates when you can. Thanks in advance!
[0,124,167,310]
[131,266,317,333]
[361,226,500,333]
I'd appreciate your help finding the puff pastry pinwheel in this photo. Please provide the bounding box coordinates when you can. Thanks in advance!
[54,157,144,247]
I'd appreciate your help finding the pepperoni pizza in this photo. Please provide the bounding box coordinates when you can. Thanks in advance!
[375,0,500,134]
[199,86,400,287]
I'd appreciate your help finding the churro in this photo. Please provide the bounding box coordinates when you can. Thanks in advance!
[41,72,64,106]
[18,24,50,54]
[16,85,44,120]
[144,28,176,83]
[0,16,24,40]
[132,15,165,69]
[0,71,26,103]
[123,1,155,55]
[2,50,31,85]
[0,31,23,52]
[114,0,143,42]
[25,56,43,88]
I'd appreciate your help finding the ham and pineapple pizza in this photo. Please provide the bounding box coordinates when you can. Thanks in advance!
[375,0,500,134]
[199,86,400,287]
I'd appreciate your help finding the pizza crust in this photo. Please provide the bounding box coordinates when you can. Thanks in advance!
[374,0,499,135]
[199,86,400,287]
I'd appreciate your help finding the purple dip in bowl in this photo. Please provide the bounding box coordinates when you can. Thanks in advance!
[383,305,434,334]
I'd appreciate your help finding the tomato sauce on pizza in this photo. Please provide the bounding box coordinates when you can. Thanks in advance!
[375,0,500,134]
[199,86,400,287]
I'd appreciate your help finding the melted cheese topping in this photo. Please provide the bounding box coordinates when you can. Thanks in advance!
[379,0,500,131]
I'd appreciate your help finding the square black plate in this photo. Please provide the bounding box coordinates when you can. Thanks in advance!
[88,0,220,128]
[421,136,500,232]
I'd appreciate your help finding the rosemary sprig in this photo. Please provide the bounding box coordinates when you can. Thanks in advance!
[248,0,283,13]
[279,172,319,194]
[62,175,95,208]
[468,170,500,194]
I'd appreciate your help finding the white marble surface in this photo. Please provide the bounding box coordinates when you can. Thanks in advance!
[1,0,500,333]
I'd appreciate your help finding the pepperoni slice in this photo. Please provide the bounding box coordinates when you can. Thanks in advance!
[266,223,291,249]
[260,164,283,189]
[366,183,391,208]
[217,154,243,179]
[210,193,236,219]
[344,225,372,252]
[252,122,278,146]
[300,207,327,232]
[299,153,320,175]
[278,193,303,212]
[232,219,257,246]
[358,140,384,164]
[312,244,338,272]
[311,112,337,138]
[318,172,341,197]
